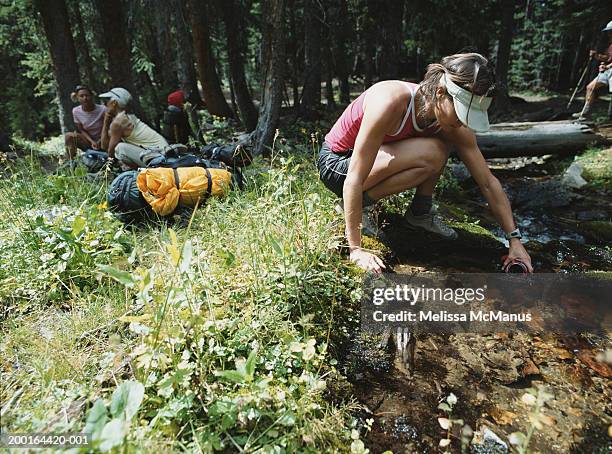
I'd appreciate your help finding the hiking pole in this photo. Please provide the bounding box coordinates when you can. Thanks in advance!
[567,57,591,109]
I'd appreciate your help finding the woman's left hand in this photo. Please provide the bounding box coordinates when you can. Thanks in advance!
[504,240,533,273]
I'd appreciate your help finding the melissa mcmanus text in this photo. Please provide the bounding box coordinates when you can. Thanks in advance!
[372,310,532,323]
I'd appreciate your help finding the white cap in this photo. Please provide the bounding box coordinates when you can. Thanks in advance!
[603,20,612,32]
[99,87,132,108]
[443,73,492,132]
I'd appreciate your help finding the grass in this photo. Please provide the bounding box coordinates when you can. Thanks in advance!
[0,137,364,452]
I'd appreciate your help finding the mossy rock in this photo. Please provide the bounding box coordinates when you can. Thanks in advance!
[575,148,612,191]
[578,221,612,245]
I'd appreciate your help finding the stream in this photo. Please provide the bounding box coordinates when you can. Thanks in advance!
[342,154,612,453]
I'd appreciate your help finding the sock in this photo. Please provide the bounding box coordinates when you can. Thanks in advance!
[580,101,592,117]
[410,194,432,216]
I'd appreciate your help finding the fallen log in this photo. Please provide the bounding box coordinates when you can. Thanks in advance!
[475,120,609,158]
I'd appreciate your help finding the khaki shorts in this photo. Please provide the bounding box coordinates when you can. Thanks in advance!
[115,143,163,169]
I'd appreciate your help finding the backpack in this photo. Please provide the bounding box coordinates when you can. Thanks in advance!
[108,164,237,225]
[81,150,108,173]
[161,106,191,145]
[147,154,215,169]
[200,143,253,168]
[107,170,155,225]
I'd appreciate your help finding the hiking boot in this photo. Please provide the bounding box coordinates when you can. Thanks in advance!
[404,209,458,239]
[335,201,380,238]
[571,112,588,122]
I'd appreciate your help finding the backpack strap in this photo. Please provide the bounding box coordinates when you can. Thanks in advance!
[172,168,180,189]
[205,168,212,197]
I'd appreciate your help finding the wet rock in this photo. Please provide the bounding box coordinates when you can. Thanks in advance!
[471,427,509,454]
[448,162,472,182]
[389,416,419,442]
[576,210,609,221]
[509,177,575,210]
[562,162,588,189]
[342,332,394,378]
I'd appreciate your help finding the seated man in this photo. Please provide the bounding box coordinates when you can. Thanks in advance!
[575,20,612,120]
[65,85,106,158]
[99,87,168,169]
[161,90,193,145]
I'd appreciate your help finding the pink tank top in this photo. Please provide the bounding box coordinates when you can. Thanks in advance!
[324,82,440,152]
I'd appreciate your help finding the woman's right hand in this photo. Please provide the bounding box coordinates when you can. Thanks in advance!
[350,248,386,273]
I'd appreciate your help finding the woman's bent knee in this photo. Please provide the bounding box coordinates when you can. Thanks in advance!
[425,138,449,171]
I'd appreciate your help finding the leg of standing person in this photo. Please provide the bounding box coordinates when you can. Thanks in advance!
[577,76,607,119]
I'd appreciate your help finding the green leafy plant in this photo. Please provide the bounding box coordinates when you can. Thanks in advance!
[84,381,145,452]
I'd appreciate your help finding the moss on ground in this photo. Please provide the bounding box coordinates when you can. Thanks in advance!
[578,220,612,245]
[575,147,612,191]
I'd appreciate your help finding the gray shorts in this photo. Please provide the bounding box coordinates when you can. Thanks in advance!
[317,142,352,198]
[595,67,612,91]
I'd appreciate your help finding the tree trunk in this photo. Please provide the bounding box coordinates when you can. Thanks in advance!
[186,0,234,118]
[492,0,517,112]
[323,43,336,109]
[362,6,375,89]
[251,0,286,155]
[169,0,203,108]
[332,0,351,104]
[218,0,258,131]
[152,0,178,92]
[475,121,607,158]
[376,0,403,80]
[287,0,301,108]
[93,0,147,120]
[68,0,95,89]
[34,0,80,133]
[93,0,134,89]
[300,0,321,116]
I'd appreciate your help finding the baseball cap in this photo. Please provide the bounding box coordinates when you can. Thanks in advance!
[99,87,132,108]
[603,20,612,32]
[443,73,492,132]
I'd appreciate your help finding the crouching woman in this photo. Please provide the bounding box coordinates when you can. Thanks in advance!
[317,53,532,273]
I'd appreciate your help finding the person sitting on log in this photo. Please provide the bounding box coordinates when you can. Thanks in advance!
[99,87,168,170]
[65,85,106,159]
[161,89,193,145]
[317,52,533,273]
[574,20,612,121]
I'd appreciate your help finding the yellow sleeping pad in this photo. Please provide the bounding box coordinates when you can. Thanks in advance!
[136,167,232,216]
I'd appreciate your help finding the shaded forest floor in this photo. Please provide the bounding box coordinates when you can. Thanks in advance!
[1,93,611,453]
